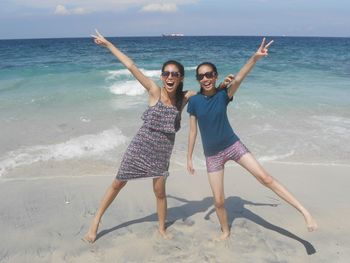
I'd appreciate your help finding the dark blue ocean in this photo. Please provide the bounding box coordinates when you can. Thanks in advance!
[0,36,349,178]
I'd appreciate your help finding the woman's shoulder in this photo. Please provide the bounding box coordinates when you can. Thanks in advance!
[216,87,228,94]
[216,87,231,98]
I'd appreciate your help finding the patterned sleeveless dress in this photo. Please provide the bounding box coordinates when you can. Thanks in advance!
[116,100,181,181]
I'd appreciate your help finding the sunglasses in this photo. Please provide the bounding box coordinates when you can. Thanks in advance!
[196,71,217,81]
[161,71,181,78]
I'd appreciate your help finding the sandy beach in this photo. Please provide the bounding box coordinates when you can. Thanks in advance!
[0,162,349,263]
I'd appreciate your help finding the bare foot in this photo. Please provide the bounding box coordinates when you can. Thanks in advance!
[83,218,100,243]
[83,231,96,243]
[214,231,230,242]
[306,217,318,232]
[304,212,318,232]
[158,228,172,239]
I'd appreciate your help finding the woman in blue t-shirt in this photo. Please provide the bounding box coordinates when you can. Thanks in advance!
[187,38,317,241]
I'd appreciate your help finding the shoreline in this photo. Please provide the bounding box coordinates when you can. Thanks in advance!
[1,160,349,182]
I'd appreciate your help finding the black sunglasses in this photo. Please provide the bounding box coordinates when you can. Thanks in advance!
[196,71,217,81]
[161,71,181,78]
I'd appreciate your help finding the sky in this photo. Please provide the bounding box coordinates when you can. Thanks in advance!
[0,0,349,39]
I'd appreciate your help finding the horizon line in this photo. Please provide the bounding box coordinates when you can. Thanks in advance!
[1,34,350,41]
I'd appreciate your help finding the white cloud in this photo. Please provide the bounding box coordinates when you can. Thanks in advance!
[141,3,178,12]
[54,5,69,15]
[54,4,89,15]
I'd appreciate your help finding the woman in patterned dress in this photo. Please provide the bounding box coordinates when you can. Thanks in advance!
[83,30,192,242]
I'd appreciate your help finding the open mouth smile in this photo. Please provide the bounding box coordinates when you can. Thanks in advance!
[166,81,175,88]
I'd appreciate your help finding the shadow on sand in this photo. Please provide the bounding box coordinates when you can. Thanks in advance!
[96,195,316,255]
[204,196,316,255]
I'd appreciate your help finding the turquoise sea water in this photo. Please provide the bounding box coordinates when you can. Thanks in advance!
[0,36,349,178]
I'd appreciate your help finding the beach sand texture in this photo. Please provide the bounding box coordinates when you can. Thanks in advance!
[0,163,349,263]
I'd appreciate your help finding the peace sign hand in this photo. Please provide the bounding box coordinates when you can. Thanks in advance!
[254,37,274,60]
[91,29,111,48]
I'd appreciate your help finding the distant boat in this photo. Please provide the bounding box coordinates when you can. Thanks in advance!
[162,33,184,37]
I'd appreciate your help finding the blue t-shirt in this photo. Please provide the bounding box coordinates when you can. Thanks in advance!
[187,89,239,157]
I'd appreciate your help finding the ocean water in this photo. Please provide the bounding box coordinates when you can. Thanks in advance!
[0,36,349,178]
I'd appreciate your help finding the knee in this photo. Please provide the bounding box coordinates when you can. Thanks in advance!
[214,197,225,209]
[258,173,274,187]
[111,180,127,191]
[153,187,166,200]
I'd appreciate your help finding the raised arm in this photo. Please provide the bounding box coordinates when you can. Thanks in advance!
[92,30,160,103]
[187,115,198,175]
[227,38,273,98]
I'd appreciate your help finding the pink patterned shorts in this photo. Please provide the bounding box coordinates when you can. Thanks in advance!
[205,141,250,173]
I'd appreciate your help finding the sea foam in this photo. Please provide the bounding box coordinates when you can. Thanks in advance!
[106,68,161,96]
[109,80,145,96]
[106,68,160,80]
[0,128,128,177]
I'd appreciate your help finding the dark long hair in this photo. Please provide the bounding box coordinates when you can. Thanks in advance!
[162,60,185,111]
[196,62,218,94]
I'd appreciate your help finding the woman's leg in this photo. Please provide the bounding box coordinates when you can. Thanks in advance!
[84,179,127,242]
[237,153,318,231]
[153,176,169,238]
[208,170,231,240]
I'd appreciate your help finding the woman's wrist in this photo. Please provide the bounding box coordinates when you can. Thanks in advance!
[252,53,260,62]
[105,41,114,49]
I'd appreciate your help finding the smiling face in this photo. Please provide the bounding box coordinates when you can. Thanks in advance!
[197,64,218,94]
[160,64,184,94]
